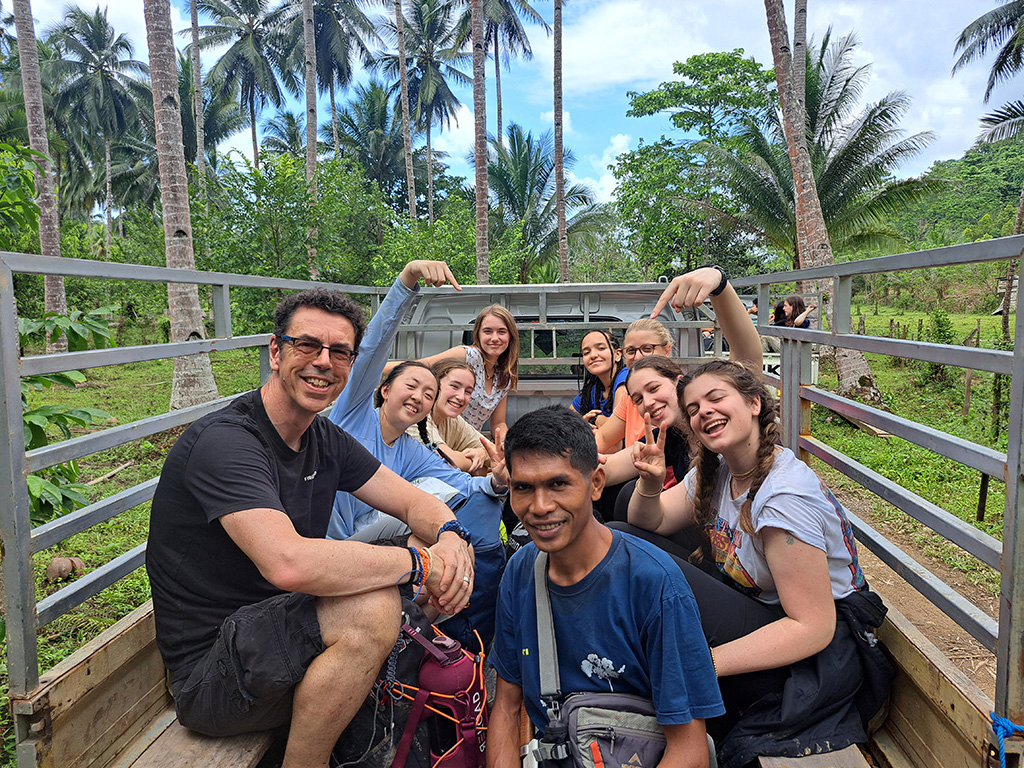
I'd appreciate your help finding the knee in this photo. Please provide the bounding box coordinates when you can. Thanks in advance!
[316,587,402,654]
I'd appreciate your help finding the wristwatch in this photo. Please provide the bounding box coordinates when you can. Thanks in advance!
[709,265,728,296]
[437,519,471,543]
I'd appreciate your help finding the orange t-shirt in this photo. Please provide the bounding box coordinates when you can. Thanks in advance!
[613,395,646,449]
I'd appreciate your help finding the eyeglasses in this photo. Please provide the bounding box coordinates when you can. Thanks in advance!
[279,335,358,366]
[623,343,666,358]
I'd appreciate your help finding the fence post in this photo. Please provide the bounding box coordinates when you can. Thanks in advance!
[0,261,39,697]
[780,337,811,461]
[996,255,1024,721]
[212,284,232,338]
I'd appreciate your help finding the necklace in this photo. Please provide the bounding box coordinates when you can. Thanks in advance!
[731,464,758,481]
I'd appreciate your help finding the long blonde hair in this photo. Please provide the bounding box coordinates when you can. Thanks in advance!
[472,305,519,390]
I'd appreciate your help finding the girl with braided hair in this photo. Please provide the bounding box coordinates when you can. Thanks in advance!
[621,359,892,767]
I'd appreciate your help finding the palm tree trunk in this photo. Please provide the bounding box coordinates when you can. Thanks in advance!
[250,101,260,170]
[303,0,318,275]
[494,33,503,143]
[104,134,113,258]
[764,0,882,406]
[427,121,434,224]
[472,0,488,283]
[394,0,417,220]
[13,0,67,353]
[330,79,340,158]
[553,0,568,281]
[190,0,205,196]
[145,0,219,410]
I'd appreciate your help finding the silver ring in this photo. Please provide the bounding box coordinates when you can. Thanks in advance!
[462,576,471,584]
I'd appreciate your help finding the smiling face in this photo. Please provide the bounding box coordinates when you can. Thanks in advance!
[380,368,438,430]
[269,306,356,420]
[627,367,683,430]
[508,450,605,556]
[683,373,761,455]
[580,331,619,379]
[434,368,475,419]
[476,314,511,359]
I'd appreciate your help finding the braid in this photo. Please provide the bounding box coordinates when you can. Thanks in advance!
[417,417,430,445]
[687,443,721,564]
[737,413,780,534]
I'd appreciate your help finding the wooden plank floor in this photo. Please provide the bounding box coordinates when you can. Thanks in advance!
[759,744,871,767]
[128,710,275,768]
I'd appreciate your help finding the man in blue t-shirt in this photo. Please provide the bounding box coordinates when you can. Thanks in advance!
[487,406,724,768]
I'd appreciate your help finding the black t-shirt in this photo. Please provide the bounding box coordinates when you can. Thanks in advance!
[639,427,690,488]
[147,389,381,683]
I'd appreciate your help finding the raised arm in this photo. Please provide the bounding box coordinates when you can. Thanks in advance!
[793,304,816,328]
[626,416,696,534]
[711,529,836,676]
[651,266,762,373]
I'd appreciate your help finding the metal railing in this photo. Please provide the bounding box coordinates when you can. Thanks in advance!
[0,237,1022,760]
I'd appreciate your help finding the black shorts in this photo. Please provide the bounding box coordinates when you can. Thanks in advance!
[173,592,325,737]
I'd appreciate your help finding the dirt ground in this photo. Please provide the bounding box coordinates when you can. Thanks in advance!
[832,482,998,698]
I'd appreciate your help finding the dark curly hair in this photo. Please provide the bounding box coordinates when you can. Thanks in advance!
[273,288,366,351]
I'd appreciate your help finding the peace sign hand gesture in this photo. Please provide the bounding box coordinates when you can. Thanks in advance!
[631,414,668,491]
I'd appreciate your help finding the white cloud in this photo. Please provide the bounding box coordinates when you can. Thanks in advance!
[32,0,191,57]
[570,132,631,204]
[539,109,574,136]
[432,103,476,182]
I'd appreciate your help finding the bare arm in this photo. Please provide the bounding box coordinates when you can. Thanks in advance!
[793,304,816,327]
[712,528,836,676]
[601,445,640,486]
[487,395,508,438]
[658,721,710,768]
[594,412,627,453]
[383,345,467,378]
[221,464,474,612]
[626,417,696,534]
[650,267,763,373]
[486,676,524,768]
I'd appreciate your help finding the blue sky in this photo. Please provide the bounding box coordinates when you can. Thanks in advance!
[32,0,1022,204]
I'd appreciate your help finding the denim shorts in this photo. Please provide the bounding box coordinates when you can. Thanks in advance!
[173,591,325,737]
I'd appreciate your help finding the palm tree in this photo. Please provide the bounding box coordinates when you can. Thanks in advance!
[706,30,936,266]
[177,52,248,169]
[278,0,377,158]
[487,122,608,282]
[48,6,150,259]
[337,80,412,205]
[483,0,547,150]
[761,4,884,404]
[391,0,417,219]
[144,0,219,409]
[196,0,289,170]
[189,0,206,198]
[262,107,306,158]
[552,0,567,280]
[471,0,487,282]
[378,0,469,223]
[12,0,66,349]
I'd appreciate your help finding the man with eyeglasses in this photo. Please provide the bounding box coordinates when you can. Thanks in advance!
[147,260,472,768]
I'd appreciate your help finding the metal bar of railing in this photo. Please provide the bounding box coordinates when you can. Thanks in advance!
[802,436,1001,570]
[25,394,241,473]
[766,326,1013,375]
[729,235,1024,284]
[0,263,39,696]
[996,256,1024,719]
[20,334,267,377]
[35,543,147,628]
[848,510,998,652]
[802,386,1007,479]
[31,479,159,552]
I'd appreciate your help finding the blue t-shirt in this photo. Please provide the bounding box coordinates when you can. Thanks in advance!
[571,366,629,416]
[491,530,724,734]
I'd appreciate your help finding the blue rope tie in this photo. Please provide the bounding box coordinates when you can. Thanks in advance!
[991,713,1024,768]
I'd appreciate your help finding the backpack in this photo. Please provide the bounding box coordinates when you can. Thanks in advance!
[333,600,488,768]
